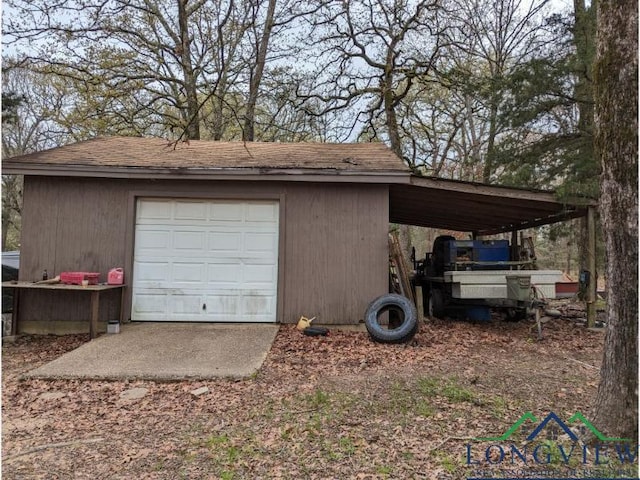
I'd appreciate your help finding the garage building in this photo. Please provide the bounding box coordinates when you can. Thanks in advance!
[3,137,589,333]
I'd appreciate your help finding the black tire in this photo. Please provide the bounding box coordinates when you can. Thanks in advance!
[505,308,527,322]
[303,326,329,336]
[364,294,418,344]
[428,288,446,319]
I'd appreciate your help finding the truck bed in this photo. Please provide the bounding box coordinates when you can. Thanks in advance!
[442,270,563,300]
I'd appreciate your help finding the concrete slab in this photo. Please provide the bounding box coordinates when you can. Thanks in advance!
[24,322,279,380]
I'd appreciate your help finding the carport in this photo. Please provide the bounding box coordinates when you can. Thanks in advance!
[390,176,589,234]
[388,175,598,324]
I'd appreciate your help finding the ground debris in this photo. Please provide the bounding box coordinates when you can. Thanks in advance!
[2,302,604,479]
[119,387,149,401]
[189,386,209,396]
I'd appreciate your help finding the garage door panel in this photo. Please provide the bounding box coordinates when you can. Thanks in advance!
[210,202,244,221]
[133,199,278,322]
[205,295,240,315]
[136,230,171,249]
[169,294,203,315]
[246,202,278,222]
[173,262,206,283]
[241,294,272,315]
[208,232,242,252]
[240,295,276,322]
[174,230,206,250]
[243,264,276,284]
[207,263,241,284]
[244,233,278,253]
[136,262,170,282]
[175,200,207,220]
[133,294,167,317]
[239,224,278,234]
[137,200,172,221]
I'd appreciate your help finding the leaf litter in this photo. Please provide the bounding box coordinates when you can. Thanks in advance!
[2,302,604,479]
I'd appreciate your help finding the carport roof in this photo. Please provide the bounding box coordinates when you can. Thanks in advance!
[390,176,594,235]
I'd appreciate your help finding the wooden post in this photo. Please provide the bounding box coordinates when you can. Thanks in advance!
[90,291,100,339]
[511,230,518,262]
[586,206,597,328]
[415,285,425,322]
[119,287,126,324]
[10,288,19,336]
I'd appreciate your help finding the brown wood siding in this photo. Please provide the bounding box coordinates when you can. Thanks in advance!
[17,177,388,329]
[282,184,388,324]
[18,177,128,324]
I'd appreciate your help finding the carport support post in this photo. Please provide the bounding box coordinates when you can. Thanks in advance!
[415,285,425,322]
[586,206,597,328]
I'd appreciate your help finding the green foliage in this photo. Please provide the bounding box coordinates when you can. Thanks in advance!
[305,389,330,409]
[375,465,393,476]
[417,376,477,403]
[492,5,599,202]
[441,382,475,403]
[434,451,459,473]
[205,434,229,447]
[417,377,440,397]
[1,91,24,125]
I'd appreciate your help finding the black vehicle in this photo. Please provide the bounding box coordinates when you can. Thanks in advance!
[2,251,19,313]
[411,236,556,321]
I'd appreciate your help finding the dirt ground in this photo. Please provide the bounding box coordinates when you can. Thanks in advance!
[1,303,618,479]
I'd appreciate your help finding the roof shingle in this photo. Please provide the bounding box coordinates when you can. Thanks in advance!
[4,137,408,172]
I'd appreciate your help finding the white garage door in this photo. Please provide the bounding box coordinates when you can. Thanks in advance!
[132,198,279,322]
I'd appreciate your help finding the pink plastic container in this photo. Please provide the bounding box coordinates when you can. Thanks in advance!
[107,268,124,285]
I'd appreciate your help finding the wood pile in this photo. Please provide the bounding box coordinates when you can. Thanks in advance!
[388,232,415,304]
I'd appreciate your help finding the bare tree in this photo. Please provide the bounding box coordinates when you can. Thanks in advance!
[395,79,465,176]
[297,0,446,159]
[4,0,277,140]
[447,0,554,182]
[243,0,277,141]
[1,68,73,249]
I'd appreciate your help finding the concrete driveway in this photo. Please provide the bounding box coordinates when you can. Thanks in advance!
[24,322,279,380]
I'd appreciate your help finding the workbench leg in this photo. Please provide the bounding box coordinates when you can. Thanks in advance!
[90,291,99,339]
[119,288,126,324]
[10,289,19,336]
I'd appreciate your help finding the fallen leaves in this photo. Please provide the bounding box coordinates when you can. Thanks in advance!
[2,306,604,479]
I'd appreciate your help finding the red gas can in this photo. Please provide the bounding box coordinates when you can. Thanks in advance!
[107,268,124,285]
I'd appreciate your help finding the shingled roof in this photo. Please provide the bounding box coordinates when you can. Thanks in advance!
[3,136,594,235]
[3,137,408,174]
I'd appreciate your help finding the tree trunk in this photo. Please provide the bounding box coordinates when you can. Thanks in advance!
[1,206,10,248]
[482,101,498,183]
[243,0,276,142]
[573,0,596,131]
[177,0,200,140]
[383,82,402,160]
[591,0,638,440]
[573,0,597,289]
[383,42,402,160]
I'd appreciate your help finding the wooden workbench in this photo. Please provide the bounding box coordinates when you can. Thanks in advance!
[2,282,126,339]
